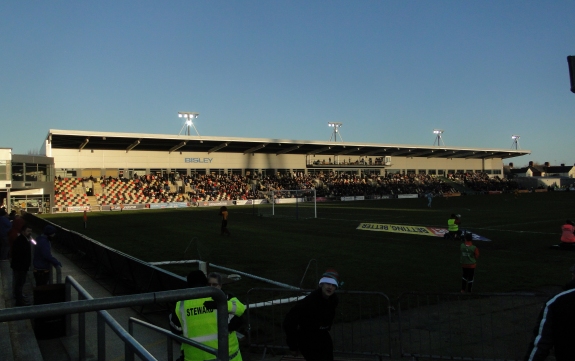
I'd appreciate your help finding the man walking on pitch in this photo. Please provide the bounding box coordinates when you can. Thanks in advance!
[460,233,479,293]
[219,206,230,236]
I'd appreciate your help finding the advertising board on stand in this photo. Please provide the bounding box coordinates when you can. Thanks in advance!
[148,202,189,209]
[66,206,91,213]
[397,194,418,199]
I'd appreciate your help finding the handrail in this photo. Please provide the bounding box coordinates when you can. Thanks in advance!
[0,275,230,361]
[129,317,227,361]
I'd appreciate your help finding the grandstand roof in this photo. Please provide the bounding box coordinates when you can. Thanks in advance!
[46,129,530,159]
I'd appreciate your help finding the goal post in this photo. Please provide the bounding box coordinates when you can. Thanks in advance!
[257,188,317,219]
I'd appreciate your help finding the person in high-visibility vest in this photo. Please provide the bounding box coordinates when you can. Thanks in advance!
[447,214,461,240]
[169,270,244,361]
[207,272,246,351]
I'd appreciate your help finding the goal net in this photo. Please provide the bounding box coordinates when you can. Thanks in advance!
[257,188,317,219]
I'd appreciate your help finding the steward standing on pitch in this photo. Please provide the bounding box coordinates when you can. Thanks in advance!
[447,214,462,240]
[283,269,340,361]
[460,233,479,293]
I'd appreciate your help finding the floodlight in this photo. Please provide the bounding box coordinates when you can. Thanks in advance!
[511,135,521,149]
[328,122,343,142]
[178,112,200,136]
[433,129,445,146]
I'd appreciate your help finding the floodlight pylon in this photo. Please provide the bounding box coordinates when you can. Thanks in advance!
[328,122,343,142]
[433,129,445,146]
[511,135,520,150]
[178,112,201,136]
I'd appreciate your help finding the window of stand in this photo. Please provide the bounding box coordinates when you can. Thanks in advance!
[0,160,8,181]
[12,162,23,181]
[210,169,225,175]
[261,169,275,177]
[276,169,291,176]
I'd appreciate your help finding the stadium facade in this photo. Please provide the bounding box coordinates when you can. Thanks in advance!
[0,129,530,213]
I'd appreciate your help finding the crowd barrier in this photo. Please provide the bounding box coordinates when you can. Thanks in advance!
[23,214,188,299]
[246,288,394,359]
[246,289,548,360]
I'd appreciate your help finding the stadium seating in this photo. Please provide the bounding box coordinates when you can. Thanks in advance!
[54,171,520,210]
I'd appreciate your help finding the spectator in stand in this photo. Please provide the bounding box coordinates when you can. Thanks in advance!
[0,209,11,260]
[11,223,33,306]
[7,213,25,258]
[33,225,62,286]
[525,264,575,360]
[559,220,575,250]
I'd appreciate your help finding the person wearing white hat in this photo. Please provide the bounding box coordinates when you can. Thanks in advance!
[283,269,340,361]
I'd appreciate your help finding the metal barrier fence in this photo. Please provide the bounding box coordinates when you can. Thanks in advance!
[0,275,230,361]
[397,292,548,360]
[246,288,394,359]
[23,213,188,297]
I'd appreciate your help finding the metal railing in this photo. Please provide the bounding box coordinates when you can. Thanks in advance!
[396,291,547,360]
[246,288,394,359]
[0,275,230,361]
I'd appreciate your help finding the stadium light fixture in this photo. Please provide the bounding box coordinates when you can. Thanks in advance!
[178,112,200,136]
[511,135,521,150]
[328,122,343,142]
[433,129,445,146]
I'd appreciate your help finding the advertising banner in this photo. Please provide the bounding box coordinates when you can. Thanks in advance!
[397,194,418,199]
[148,202,190,209]
[109,204,146,211]
[67,206,91,212]
[275,198,303,204]
[356,222,491,241]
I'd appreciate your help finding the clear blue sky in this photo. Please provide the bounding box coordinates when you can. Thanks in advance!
[1,1,574,167]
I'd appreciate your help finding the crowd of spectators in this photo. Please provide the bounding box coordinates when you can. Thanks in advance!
[57,171,522,204]
[447,172,520,193]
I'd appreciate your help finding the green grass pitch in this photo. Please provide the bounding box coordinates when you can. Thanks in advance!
[39,191,575,299]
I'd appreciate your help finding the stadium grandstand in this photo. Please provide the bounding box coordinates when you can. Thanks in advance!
[1,129,531,213]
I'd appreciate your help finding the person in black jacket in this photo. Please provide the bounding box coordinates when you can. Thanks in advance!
[10,223,32,306]
[525,264,575,360]
[283,269,340,361]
